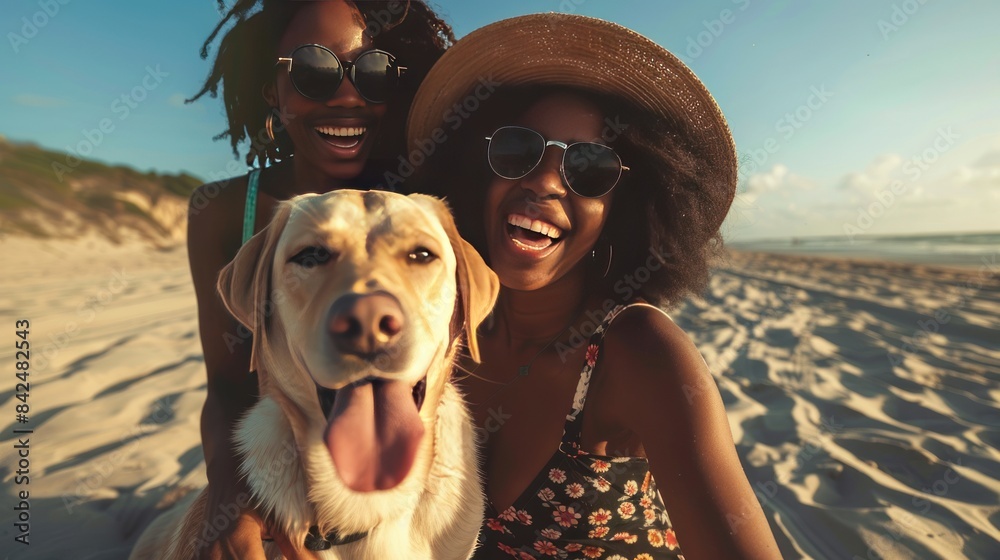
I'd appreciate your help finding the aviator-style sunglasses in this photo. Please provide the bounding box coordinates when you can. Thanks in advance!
[275,44,406,104]
[484,126,629,198]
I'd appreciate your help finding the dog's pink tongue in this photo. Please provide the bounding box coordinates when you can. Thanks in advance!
[325,380,424,492]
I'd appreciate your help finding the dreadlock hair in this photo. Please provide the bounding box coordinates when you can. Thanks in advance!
[189,0,454,170]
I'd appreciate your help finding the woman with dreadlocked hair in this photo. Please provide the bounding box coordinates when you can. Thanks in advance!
[185,2,454,558]
[190,0,453,171]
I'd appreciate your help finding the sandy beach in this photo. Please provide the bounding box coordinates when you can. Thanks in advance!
[0,237,997,559]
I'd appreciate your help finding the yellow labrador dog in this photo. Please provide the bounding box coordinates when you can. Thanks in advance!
[131,190,497,559]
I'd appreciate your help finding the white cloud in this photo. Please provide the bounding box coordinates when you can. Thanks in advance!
[724,165,820,239]
[739,164,815,203]
[167,93,188,107]
[167,92,205,112]
[13,94,68,108]
[973,150,1000,168]
[725,148,1000,241]
[836,153,903,194]
[948,149,1000,190]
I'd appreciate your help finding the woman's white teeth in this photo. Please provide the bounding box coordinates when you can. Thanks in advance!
[507,214,563,239]
[315,126,366,137]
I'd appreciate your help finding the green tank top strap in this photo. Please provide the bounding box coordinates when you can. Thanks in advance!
[242,168,261,245]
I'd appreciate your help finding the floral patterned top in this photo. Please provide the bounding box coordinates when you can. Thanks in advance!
[474,304,685,559]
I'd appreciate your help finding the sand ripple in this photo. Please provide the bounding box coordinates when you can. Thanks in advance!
[671,251,1000,559]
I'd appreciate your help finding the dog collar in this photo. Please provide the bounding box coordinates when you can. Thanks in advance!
[304,525,368,550]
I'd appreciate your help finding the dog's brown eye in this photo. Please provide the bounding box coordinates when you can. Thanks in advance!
[289,246,337,268]
[407,247,437,264]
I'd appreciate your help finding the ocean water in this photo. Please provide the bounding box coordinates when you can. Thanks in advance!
[726,231,1000,269]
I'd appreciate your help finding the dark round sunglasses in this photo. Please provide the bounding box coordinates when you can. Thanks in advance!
[275,44,406,104]
[484,126,629,198]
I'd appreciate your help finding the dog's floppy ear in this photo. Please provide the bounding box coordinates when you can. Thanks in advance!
[217,201,294,372]
[409,194,499,363]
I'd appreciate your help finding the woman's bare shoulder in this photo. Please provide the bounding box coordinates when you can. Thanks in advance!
[187,174,252,266]
[602,304,703,374]
[186,174,254,301]
[598,303,716,415]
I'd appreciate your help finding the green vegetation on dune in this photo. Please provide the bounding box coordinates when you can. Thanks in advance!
[0,189,32,210]
[0,139,203,242]
[156,172,203,198]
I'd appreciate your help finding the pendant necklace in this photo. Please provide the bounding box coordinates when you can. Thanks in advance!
[482,305,586,404]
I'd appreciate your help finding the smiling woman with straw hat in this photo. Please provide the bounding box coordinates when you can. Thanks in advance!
[409,12,781,559]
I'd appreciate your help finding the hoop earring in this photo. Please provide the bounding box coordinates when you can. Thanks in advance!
[591,237,613,278]
[265,110,277,143]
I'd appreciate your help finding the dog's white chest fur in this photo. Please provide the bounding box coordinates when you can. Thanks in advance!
[236,382,482,560]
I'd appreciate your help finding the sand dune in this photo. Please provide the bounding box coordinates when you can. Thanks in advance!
[0,239,997,559]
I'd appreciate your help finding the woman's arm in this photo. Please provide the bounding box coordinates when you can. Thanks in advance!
[603,306,782,559]
[188,181,318,560]
[188,181,267,559]
[189,181,313,560]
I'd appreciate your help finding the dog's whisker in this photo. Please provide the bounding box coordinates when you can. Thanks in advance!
[450,360,504,386]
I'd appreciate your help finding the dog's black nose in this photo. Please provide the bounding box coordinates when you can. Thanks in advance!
[328,293,405,356]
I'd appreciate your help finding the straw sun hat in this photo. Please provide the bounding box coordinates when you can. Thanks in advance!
[406,12,738,231]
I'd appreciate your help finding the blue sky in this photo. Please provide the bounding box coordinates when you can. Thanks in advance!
[3,0,998,241]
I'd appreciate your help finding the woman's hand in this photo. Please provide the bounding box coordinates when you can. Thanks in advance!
[195,386,268,560]
[197,390,319,560]
[194,488,267,560]
[195,491,316,560]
